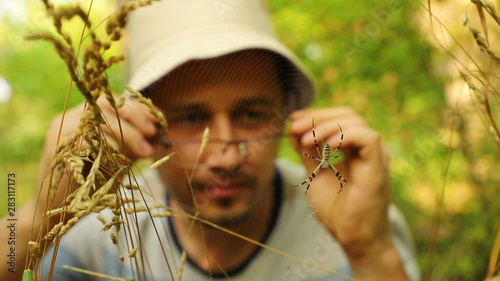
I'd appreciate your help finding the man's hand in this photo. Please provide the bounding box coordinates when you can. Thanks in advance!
[43,96,159,163]
[38,96,159,212]
[289,107,409,280]
[0,96,160,281]
[37,94,157,221]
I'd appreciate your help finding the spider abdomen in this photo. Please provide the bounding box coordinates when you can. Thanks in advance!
[322,143,331,160]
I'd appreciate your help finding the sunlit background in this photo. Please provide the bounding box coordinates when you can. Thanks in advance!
[0,0,498,280]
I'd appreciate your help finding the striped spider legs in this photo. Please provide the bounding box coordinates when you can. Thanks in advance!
[294,118,347,194]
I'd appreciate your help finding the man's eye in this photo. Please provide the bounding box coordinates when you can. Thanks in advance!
[235,110,271,126]
[241,110,267,120]
[173,114,209,125]
[182,115,201,123]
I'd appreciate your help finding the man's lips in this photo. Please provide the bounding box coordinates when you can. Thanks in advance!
[204,183,242,198]
[189,169,258,198]
[191,176,257,199]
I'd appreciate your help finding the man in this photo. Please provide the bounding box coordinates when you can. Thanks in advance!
[0,1,420,280]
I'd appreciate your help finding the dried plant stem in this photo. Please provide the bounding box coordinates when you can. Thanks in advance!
[26,1,163,280]
[488,222,500,278]
[177,250,187,281]
[465,1,500,149]
[150,152,176,169]
[189,127,210,181]
[62,265,134,281]
[128,205,358,281]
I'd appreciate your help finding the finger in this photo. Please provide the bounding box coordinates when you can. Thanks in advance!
[120,98,158,132]
[289,108,365,138]
[101,116,155,159]
[336,126,389,189]
[336,126,382,160]
[99,97,159,138]
[302,119,364,148]
[290,107,364,131]
[43,104,87,160]
[291,118,365,150]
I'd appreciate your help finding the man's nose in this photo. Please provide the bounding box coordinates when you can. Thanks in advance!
[204,114,244,169]
[210,113,235,141]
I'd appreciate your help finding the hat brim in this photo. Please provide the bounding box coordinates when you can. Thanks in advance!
[127,23,315,110]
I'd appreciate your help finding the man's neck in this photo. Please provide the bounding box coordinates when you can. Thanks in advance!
[169,186,277,274]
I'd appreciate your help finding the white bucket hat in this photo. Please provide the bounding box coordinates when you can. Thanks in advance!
[126,0,315,110]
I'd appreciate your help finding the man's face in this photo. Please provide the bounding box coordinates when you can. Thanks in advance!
[150,51,286,227]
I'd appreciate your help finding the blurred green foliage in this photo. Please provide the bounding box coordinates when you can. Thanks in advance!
[0,0,124,204]
[272,1,499,279]
[0,0,498,280]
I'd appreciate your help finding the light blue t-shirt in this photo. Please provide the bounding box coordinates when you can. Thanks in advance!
[40,160,420,281]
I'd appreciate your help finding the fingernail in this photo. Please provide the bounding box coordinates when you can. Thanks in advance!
[289,109,303,118]
[301,134,312,145]
[290,119,303,131]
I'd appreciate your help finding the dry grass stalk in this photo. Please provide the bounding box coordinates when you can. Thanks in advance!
[177,250,187,281]
[463,0,500,148]
[28,241,41,261]
[142,205,357,281]
[25,0,167,279]
[110,232,119,245]
[128,247,138,258]
[488,223,500,278]
[425,1,500,279]
[150,152,176,169]
[125,85,167,128]
[189,127,210,180]
[62,265,134,281]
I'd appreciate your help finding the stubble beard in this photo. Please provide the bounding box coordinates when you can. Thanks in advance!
[200,197,257,228]
[167,180,258,229]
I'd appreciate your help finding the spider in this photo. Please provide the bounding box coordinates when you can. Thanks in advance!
[293,118,347,194]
